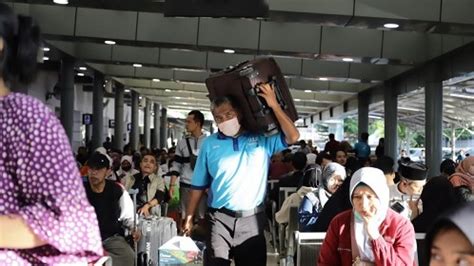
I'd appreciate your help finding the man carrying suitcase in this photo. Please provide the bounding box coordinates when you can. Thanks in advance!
[183,83,300,265]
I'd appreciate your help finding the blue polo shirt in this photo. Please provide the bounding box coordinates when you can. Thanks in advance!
[191,131,288,211]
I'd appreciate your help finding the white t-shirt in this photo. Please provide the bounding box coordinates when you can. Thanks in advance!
[388,183,421,220]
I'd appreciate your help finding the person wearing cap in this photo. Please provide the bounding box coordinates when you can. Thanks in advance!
[425,202,474,265]
[84,152,138,266]
[389,161,428,220]
[119,155,139,190]
[318,167,416,265]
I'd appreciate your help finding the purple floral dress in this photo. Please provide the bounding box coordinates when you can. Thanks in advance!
[0,93,103,265]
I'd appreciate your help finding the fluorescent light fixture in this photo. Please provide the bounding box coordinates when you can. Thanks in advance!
[139,96,142,99]
[223,49,235,54]
[79,67,87,71]
[342,57,353,62]
[165,89,171,92]
[104,40,116,45]
[449,93,474,100]
[77,73,85,77]
[175,96,182,99]
[294,99,302,102]
[43,47,50,52]
[125,89,130,93]
[152,78,160,82]
[319,77,328,81]
[399,106,422,112]
[369,115,382,119]
[182,103,188,105]
[304,90,312,93]
[133,63,142,68]
[384,23,399,29]
[53,0,68,4]
[42,56,49,61]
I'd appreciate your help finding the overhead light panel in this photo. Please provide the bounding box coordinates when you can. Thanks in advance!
[43,47,50,52]
[342,57,353,62]
[152,78,160,82]
[224,49,235,54]
[77,73,85,77]
[104,40,116,45]
[53,0,68,4]
[79,67,87,71]
[42,56,49,61]
[304,90,312,93]
[384,23,399,29]
[319,77,328,81]
[133,63,143,68]
[125,89,130,93]
[294,99,302,102]
[165,89,172,92]
[449,93,474,100]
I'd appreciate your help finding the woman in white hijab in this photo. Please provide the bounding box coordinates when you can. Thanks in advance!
[318,167,416,265]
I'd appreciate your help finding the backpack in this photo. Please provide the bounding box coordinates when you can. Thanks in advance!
[298,190,323,232]
[185,138,198,170]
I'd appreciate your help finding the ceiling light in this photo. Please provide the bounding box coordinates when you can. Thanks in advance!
[342,57,353,62]
[133,63,142,68]
[104,40,116,45]
[223,49,235,54]
[125,89,130,93]
[175,96,182,99]
[139,96,143,99]
[152,78,160,82]
[319,77,328,81]
[304,90,312,93]
[42,56,49,61]
[182,103,188,105]
[79,67,87,71]
[77,73,85,77]
[43,47,50,52]
[294,99,302,102]
[384,23,399,29]
[53,0,68,4]
[449,93,474,100]
[165,89,171,92]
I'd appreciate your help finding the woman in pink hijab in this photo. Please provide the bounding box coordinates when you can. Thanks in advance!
[449,156,474,200]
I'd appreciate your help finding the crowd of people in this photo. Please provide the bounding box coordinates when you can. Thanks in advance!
[0,3,473,265]
[271,131,474,265]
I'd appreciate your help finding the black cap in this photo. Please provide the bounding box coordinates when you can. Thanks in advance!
[399,161,428,181]
[88,152,111,170]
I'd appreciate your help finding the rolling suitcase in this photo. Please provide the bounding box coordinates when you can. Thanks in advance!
[205,57,298,136]
[137,216,177,266]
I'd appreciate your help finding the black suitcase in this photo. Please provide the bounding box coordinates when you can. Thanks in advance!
[205,57,298,136]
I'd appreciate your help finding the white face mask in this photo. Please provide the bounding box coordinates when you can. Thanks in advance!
[217,117,241,137]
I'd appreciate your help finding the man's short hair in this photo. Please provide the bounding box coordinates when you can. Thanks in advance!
[316,151,332,165]
[440,159,456,176]
[188,110,205,127]
[329,133,335,140]
[361,132,369,141]
[210,96,240,113]
[292,152,307,170]
[88,152,111,170]
[373,156,395,175]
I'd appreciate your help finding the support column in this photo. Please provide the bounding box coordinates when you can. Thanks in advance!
[152,103,161,149]
[384,84,398,161]
[59,57,75,142]
[92,72,104,150]
[114,84,124,150]
[160,107,168,148]
[130,91,139,151]
[425,77,443,177]
[358,92,369,137]
[144,99,151,149]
